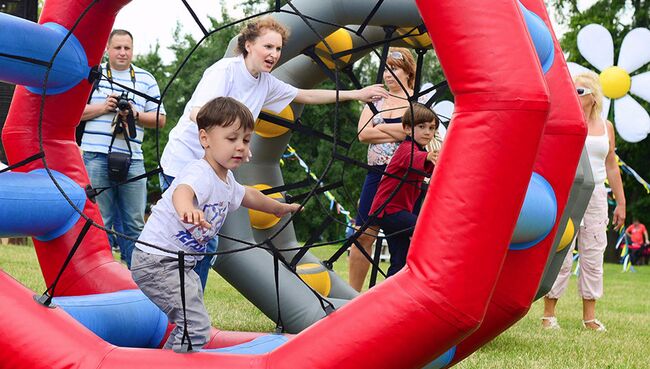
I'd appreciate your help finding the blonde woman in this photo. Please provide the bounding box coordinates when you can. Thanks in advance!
[542,72,625,331]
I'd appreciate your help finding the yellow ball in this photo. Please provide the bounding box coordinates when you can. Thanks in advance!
[255,106,294,138]
[296,263,331,296]
[248,184,283,229]
[556,218,575,252]
[314,28,353,70]
[397,27,432,48]
[600,66,631,99]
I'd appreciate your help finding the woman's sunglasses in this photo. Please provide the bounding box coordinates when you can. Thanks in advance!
[576,87,592,96]
[388,51,404,60]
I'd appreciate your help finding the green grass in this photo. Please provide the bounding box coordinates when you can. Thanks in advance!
[1,243,649,368]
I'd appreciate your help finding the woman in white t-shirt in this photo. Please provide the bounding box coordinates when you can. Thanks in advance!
[161,17,388,181]
[159,17,388,292]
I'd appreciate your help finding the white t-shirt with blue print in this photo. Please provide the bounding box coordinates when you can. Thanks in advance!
[80,63,166,160]
[137,159,245,261]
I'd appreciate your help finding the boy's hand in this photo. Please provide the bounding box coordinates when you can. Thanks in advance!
[426,149,439,164]
[179,208,212,229]
[273,203,301,218]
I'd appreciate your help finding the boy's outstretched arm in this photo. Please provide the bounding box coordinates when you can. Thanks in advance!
[242,187,301,218]
[172,184,211,228]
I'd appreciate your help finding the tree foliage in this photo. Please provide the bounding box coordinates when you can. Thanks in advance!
[551,0,650,224]
[133,3,447,241]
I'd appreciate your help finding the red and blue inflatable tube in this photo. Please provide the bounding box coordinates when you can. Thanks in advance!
[447,0,587,365]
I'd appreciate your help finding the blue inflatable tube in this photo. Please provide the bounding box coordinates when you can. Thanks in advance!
[0,169,86,241]
[0,13,89,94]
[52,289,168,348]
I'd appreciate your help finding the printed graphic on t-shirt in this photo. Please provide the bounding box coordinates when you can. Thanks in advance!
[173,201,228,252]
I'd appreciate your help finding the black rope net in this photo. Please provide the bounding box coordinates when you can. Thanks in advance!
[5,0,450,349]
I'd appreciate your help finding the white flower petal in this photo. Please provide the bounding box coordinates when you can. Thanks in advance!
[617,28,650,73]
[433,100,454,123]
[567,62,592,78]
[613,95,650,142]
[630,71,650,103]
[601,97,611,120]
[577,24,614,71]
[577,0,597,12]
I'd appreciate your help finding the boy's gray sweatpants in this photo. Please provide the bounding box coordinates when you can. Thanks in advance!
[131,248,211,351]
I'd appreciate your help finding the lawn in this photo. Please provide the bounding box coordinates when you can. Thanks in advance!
[1,242,648,368]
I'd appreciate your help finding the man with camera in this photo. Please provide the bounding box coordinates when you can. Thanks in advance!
[79,29,166,268]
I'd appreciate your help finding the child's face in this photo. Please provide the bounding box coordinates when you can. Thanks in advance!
[199,120,251,178]
[403,120,436,147]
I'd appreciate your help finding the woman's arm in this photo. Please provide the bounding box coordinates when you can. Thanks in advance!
[604,120,626,229]
[357,105,405,144]
[294,84,388,105]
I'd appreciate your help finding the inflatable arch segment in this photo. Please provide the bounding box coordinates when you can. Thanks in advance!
[0,0,586,368]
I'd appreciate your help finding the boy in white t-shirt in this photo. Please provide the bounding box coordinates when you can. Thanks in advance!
[131,97,299,351]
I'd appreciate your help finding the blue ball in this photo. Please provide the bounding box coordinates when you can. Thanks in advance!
[510,172,557,250]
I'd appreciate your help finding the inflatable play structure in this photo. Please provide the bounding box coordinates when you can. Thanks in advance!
[0,0,593,368]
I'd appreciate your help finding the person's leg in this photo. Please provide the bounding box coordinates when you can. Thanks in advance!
[348,226,379,292]
[379,211,417,277]
[83,152,117,249]
[630,247,641,265]
[193,238,217,291]
[165,260,211,351]
[577,186,608,330]
[117,159,147,268]
[348,168,384,291]
[159,172,175,192]
[542,237,578,328]
[131,250,210,351]
[111,212,128,260]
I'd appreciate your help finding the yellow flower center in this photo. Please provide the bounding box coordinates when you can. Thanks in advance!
[599,66,631,99]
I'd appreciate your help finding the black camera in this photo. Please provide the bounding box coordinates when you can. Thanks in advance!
[113,92,137,139]
[117,91,131,111]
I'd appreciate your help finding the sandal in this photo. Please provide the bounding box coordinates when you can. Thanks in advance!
[541,316,561,329]
[582,319,607,331]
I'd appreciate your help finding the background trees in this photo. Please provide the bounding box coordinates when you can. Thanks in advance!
[136,1,649,240]
[550,0,650,225]
[135,5,445,240]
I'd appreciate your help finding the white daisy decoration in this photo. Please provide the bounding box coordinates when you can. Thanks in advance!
[567,24,650,143]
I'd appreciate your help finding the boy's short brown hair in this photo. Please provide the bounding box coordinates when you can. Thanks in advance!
[402,103,439,130]
[196,97,255,132]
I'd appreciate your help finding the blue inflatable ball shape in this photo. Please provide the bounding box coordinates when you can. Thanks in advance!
[509,172,557,250]
[423,346,457,369]
[518,1,555,73]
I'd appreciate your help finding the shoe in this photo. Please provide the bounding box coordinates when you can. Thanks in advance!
[541,316,561,329]
[582,319,606,331]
